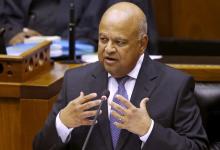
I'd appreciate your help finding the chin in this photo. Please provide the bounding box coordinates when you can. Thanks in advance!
[104,66,116,76]
[105,68,124,78]
[103,63,127,77]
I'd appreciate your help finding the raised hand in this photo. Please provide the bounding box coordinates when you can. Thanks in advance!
[110,95,152,136]
[59,92,103,128]
[9,28,41,45]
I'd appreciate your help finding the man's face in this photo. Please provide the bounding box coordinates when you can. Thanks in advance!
[98,15,146,78]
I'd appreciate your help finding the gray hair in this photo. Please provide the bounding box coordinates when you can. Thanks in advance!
[138,16,148,36]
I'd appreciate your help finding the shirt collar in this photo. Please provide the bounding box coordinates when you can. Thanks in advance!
[108,54,144,79]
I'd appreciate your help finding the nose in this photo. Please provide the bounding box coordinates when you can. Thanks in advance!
[105,41,116,53]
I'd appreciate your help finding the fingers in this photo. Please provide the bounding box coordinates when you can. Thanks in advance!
[109,95,135,124]
[78,92,97,104]
[9,29,41,45]
[69,92,97,105]
[111,110,125,129]
[9,32,26,45]
[115,95,134,109]
[23,28,41,37]
[111,110,126,123]
[9,28,41,45]
[80,110,102,119]
[80,119,96,126]
[110,96,151,133]
[80,99,101,111]
[25,30,41,37]
[110,100,127,115]
[113,121,124,129]
[60,92,102,128]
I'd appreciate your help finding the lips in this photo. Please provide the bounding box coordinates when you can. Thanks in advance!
[104,56,118,64]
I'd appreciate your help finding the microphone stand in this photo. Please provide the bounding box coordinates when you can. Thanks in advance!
[69,1,75,60]
[64,0,81,63]
[82,90,110,150]
[81,98,105,150]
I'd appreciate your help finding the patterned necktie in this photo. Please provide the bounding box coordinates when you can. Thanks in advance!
[110,76,129,149]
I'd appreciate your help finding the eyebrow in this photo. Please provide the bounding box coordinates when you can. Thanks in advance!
[99,33,127,40]
[99,33,107,37]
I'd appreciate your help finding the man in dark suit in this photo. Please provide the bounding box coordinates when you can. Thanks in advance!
[3,0,158,53]
[33,2,208,150]
[4,0,106,45]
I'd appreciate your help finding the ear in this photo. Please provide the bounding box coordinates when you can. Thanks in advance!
[139,34,148,54]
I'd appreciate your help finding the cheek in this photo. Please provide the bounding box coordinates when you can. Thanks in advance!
[98,42,105,52]
[98,46,104,61]
[117,52,129,66]
[120,50,139,66]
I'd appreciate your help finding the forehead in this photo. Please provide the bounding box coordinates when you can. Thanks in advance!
[99,11,138,38]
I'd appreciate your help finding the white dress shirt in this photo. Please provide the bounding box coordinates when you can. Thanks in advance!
[56,54,154,145]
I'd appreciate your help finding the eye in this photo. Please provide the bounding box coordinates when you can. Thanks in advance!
[116,40,126,47]
[99,37,108,44]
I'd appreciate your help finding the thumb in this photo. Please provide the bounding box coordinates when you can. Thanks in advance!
[140,97,149,109]
[72,91,84,104]
[24,28,41,36]
[79,91,84,97]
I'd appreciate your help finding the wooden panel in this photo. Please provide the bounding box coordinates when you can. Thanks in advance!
[0,83,21,98]
[152,0,220,39]
[171,0,220,40]
[160,56,220,81]
[152,0,173,37]
[168,64,220,81]
[20,96,57,150]
[0,99,21,150]
[0,62,76,150]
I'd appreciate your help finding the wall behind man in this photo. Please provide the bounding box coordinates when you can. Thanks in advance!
[152,0,220,40]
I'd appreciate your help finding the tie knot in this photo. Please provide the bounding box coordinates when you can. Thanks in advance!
[116,76,129,86]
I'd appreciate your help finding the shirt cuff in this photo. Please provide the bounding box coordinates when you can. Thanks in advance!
[55,112,73,143]
[140,119,154,142]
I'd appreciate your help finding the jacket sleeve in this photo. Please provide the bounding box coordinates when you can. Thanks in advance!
[33,71,70,150]
[143,77,209,150]
[3,0,24,44]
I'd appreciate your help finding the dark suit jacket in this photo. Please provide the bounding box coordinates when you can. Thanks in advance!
[33,55,208,150]
[0,0,4,26]
[3,0,102,43]
[0,0,5,28]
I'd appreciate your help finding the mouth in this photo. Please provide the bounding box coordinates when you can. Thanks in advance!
[104,56,118,64]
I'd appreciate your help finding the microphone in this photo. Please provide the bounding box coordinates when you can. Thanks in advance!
[69,1,75,60]
[82,90,110,150]
[65,1,82,64]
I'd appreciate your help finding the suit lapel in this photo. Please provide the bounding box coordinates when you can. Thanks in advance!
[88,63,113,150]
[117,55,159,150]
[131,56,159,107]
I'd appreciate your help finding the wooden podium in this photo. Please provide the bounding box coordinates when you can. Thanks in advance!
[0,41,77,150]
